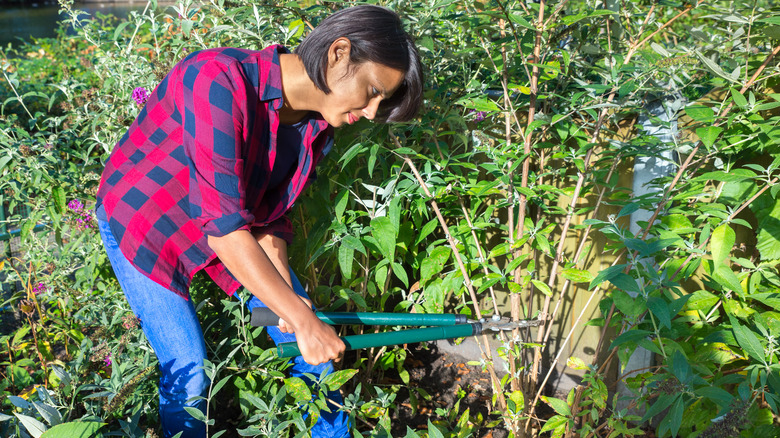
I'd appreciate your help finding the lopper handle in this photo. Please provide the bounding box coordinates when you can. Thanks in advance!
[250,307,467,327]
[276,323,481,358]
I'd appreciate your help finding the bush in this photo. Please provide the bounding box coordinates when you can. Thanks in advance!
[1,0,779,436]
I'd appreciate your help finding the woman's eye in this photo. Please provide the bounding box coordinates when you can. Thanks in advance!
[371,87,380,97]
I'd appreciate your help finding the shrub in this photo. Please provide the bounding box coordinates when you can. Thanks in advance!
[1,0,779,436]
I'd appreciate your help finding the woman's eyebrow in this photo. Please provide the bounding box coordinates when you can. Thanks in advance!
[375,78,389,98]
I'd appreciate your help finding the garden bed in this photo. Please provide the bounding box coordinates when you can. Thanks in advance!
[391,343,508,437]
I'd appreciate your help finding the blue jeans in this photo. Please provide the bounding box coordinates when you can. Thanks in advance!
[98,212,349,438]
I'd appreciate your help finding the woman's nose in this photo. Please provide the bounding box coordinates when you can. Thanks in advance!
[362,98,381,120]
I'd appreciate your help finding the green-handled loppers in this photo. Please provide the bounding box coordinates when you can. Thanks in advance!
[250,308,541,358]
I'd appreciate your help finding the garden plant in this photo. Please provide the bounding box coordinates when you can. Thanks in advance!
[0,0,779,437]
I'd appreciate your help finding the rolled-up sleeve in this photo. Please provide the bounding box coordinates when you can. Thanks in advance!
[255,214,294,245]
[181,60,255,237]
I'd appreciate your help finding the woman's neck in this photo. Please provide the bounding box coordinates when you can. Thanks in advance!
[278,53,320,125]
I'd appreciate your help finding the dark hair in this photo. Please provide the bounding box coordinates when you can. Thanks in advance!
[294,5,423,123]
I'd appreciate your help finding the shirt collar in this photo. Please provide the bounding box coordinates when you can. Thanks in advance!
[259,44,286,105]
[260,44,332,146]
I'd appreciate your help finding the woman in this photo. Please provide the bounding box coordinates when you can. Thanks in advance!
[95,5,422,437]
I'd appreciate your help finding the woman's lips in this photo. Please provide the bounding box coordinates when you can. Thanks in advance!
[347,113,359,124]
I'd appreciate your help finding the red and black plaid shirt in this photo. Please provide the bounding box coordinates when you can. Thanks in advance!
[96,45,334,299]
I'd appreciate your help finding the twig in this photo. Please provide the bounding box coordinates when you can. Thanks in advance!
[625,4,696,63]
[389,131,509,412]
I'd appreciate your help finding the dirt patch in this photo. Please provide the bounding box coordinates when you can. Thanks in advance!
[389,343,508,437]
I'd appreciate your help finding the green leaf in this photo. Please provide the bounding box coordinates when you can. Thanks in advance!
[456,97,500,112]
[420,246,451,283]
[322,369,359,391]
[749,293,780,310]
[534,234,551,255]
[392,261,409,287]
[15,414,47,438]
[642,394,678,423]
[697,53,738,83]
[710,224,735,267]
[20,218,36,241]
[561,268,593,284]
[612,289,644,317]
[696,126,724,148]
[731,88,748,108]
[566,356,588,370]
[609,272,641,294]
[180,19,193,36]
[729,315,766,364]
[33,401,62,427]
[561,9,616,26]
[113,20,131,40]
[339,143,366,169]
[52,186,66,215]
[590,264,628,290]
[414,219,438,246]
[0,154,12,172]
[508,13,534,29]
[288,18,304,38]
[40,421,104,438]
[610,329,653,349]
[427,421,445,438]
[671,350,691,384]
[183,406,206,422]
[508,390,524,412]
[404,427,421,438]
[532,279,553,297]
[647,296,671,329]
[751,193,780,260]
[668,396,684,438]
[341,235,366,255]
[334,189,348,220]
[713,266,744,295]
[695,387,734,409]
[693,342,743,365]
[338,244,354,279]
[685,105,715,123]
[540,396,571,417]
[284,377,312,403]
[617,202,640,218]
[371,216,396,260]
[693,170,754,182]
[211,375,232,397]
[539,415,569,434]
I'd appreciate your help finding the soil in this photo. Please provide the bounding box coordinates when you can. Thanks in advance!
[388,343,508,437]
[209,342,513,437]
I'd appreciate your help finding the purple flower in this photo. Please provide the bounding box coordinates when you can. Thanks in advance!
[67,199,84,212]
[33,282,48,295]
[66,199,95,231]
[132,87,150,106]
[473,111,487,122]
[104,354,112,366]
[122,314,140,330]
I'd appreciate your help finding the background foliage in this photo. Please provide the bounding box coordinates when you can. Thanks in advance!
[1,0,779,437]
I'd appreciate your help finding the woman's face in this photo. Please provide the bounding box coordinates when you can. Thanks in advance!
[319,42,405,127]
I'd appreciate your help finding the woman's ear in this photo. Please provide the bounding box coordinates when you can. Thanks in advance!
[327,37,352,68]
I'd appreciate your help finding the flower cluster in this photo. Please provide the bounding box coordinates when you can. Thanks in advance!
[103,364,156,415]
[132,87,150,106]
[32,282,48,295]
[699,402,749,438]
[90,341,111,364]
[67,199,95,230]
[122,314,140,330]
[469,109,487,122]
